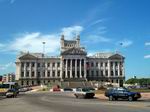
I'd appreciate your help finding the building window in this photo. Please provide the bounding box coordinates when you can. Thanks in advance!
[115,62,118,67]
[105,70,108,76]
[57,62,60,67]
[105,62,108,67]
[21,62,24,67]
[115,71,118,76]
[52,63,55,67]
[21,72,24,77]
[116,79,118,83]
[57,71,60,77]
[21,81,24,85]
[38,72,40,77]
[91,62,94,67]
[120,71,122,76]
[101,71,103,76]
[111,71,113,76]
[52,71,55,77]
[38,63,40,67]
[47,63,50,67]
[96,71,99,77]
[26,62,29,67]
[26,71,29,77]
[91,71,94,76]
[32,81,34,85]
[96,62,98,67]
[48,71,50,77]
[32,71,34,77]
[32,62,35,67]
[26,81,29,85]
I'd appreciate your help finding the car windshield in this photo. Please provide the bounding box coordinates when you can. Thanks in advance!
[82,88,90,92]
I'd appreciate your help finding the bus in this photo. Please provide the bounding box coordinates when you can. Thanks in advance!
[0,82,19,96]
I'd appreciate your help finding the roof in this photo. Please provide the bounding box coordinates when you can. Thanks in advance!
[89,52,124,59]
[61,47,87,55]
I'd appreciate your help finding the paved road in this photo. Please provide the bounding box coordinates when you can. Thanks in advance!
[0,92,150,112]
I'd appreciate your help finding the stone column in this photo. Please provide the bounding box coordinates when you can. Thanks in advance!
[84,59,86,78]
[45,62,48,78]
[35,62,37,78]
[108,60,110,77]
[70,59,72,78]
[113,62,115,76]
[75,59,77,78]
[103,62,106,76]
[24,62,27,78]
[65,59,68,78]
[118,61,120,76]
[29,62,32,78]
[80,59,82,78]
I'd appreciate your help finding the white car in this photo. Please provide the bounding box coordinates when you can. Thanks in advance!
[74,87,95,98]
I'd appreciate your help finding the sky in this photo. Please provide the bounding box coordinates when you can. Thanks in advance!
[0,0,150,79]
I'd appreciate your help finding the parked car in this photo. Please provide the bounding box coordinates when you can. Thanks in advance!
[6,89,17,98]
[105,87,141,101]
[52,85,61,92]
[74,87,95,98]
[87,87,95,91]
[63,88,73,92]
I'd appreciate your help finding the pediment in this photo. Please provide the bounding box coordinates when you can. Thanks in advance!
[19,53,37,60]
[61,48,87,55]
[109,54,124,59]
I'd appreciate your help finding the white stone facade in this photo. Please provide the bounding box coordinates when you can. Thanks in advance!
[15,35,125,86]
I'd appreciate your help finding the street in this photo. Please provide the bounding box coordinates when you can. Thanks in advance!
[0,92,150,112]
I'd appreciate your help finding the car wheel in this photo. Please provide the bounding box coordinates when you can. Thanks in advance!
[128,96,133,101]
[109,96,114,101]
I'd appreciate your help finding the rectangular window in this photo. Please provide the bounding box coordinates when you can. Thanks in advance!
[57,71,60,77]
[105,70,108,76]
[111,71,113,76]
[101,71,103,76]
[48,71,50,77]
[43,71,45,77]
[52,63,55,67]
[32,62,35,67]
[96,71,99,77]
[26,71,29,77]
[115,71,118,76]
[105,62,108,67]
[21,62,24,67]
[100,63,103,67]
[21,72,24,77]
[96,62,98,67]
[26,62,29,67]
[32,71,34,77]
[38,72,40,77]
[47,63,50,67]
[38,63,40,67]
[57,62,60,67]
[52,71,55,77]
[91,71,94,76]
[91,62,94,67]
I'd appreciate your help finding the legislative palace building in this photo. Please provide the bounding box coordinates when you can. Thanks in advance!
[15,35,125,86]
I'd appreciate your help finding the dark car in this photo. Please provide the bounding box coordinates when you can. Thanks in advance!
[63,88,73,92]
[105,87,141,101]
[74,87,95,98]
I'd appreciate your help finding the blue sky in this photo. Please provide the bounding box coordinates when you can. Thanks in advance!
[0,0,150,79]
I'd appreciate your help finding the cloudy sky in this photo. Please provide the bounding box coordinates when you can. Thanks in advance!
[0,0,150,79]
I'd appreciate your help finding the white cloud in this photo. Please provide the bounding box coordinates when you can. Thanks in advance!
[117,39,133,48]
[61,26,83,39]
[1,25,83,55]
[84,35,111,44]
[144,55,150,59]
[0,62,15,70]
[145,42,150,46]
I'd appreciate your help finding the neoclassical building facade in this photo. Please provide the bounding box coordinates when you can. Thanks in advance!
[15,35,125,86]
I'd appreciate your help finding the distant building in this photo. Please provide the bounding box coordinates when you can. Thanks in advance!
[2,73,15,82]
[15,35,125,86]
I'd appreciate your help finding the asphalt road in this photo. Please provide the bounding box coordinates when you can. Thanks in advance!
[0,91,150,112]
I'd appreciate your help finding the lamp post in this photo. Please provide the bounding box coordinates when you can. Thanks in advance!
[42,42,46,85]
